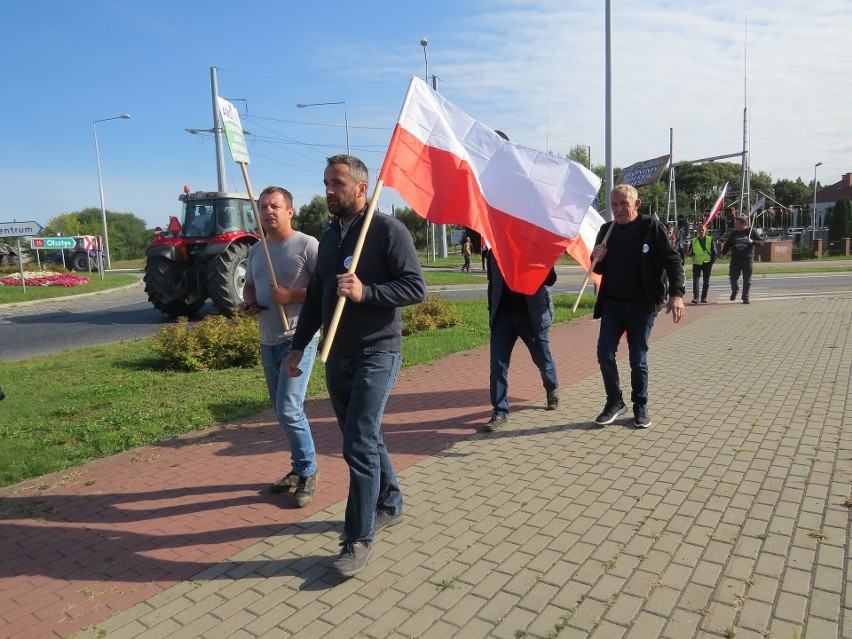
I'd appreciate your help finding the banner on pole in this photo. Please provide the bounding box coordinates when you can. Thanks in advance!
[615,154,670,187]
[217,97,250,164]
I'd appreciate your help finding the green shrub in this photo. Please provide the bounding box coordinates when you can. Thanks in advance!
[151,315,260,371]
[792,243,813,260]
[402,295,463,335]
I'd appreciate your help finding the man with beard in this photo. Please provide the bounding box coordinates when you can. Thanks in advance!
[285,155,426,577]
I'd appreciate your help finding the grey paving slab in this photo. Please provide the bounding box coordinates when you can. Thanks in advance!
[76,295,852,638]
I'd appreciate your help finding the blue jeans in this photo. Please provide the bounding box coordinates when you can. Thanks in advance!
[325,350,403,545]
[490,308,558,415]
[260,334,319,477]
[596,300,657,407]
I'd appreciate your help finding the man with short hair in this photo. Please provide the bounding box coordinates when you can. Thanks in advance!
[241,187,320,508]
[721,214,763,304]
[688,225,717,304]
[591,184,685,429]
[286,155,426,577]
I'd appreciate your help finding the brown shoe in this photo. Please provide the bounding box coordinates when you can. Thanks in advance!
[294,471,319,508]
[270,471,299,494]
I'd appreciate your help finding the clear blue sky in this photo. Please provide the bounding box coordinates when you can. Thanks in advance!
[1,1,848,229]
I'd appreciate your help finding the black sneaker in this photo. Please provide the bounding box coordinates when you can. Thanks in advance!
[294,471,319,508]
[333,541,371,577]
[270,471,299,494]
[743,299,750,304]
[729,289,738,301]
[482,412,508,432]
[375,509,404,533]
[700,299,708,304]
[633,404,652,429]
[546,390,559,410]
[691,299,698,305]
[595,401,627,425]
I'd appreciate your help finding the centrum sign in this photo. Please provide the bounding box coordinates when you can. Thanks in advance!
[0,220,43,237]
[30,237,77,250]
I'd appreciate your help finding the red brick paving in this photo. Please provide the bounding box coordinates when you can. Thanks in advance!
[0,300,723,638]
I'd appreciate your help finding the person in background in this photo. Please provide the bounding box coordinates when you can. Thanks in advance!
[591,184,685,429]
[462,236,472,272]
[480,236,489,271]
[721,214,763,304]
[285,155,426,578]
[687,225,717,304]
[482,252,559,433]
[240,186,320,508]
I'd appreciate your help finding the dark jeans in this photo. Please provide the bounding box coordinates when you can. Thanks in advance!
[490,308,558,415]
[596,299,657,406]
[692,262,713,301]
[729,259,753,300]
[325,350,403,545]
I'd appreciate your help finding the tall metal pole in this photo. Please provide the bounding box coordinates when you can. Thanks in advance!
[211,67,227,192]
[604,0,613,221]
[739,19,750,212]
[93,114,130,270]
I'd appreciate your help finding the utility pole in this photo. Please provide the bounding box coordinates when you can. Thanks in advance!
[211,67,227,192]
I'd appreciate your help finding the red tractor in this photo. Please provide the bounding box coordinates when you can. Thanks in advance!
[144,187,259,317]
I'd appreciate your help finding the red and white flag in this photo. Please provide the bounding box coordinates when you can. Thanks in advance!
[565,205,605,287]
[379,77,602,295]
[703,182,729,226]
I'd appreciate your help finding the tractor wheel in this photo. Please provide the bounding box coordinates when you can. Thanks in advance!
[207,242,251,316]
[144,256,205,317]
[70,252,91,272]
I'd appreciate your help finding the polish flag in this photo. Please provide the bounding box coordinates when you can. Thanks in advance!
[565,205,605,287]
[379,77,601,295]
[703,182,729,226]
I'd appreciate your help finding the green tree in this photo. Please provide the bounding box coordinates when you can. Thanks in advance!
[44,208,151,260]
[294,195,330,240]
[393,206,427,249]
[773,178,811,206]
[828,198,852,241]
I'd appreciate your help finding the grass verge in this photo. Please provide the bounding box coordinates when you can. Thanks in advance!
[0,272,140,304]
[0,293,594,488]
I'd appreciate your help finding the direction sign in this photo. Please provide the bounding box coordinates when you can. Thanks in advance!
[0,220,43,237]
[30,237,77,250]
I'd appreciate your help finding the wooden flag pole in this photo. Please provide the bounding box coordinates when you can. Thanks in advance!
[571,222,614,313]
[320,179,385,363]
[239,162,289,331]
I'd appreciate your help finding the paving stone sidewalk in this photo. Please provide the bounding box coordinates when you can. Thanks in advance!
[2,295,851,639]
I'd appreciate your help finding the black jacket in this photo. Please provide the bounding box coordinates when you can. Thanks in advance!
[292,209,426,357]
[486,253,555,332]
[592,215,685,318]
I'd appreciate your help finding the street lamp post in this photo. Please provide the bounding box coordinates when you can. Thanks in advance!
[296,101,350,155]
[93,114,131,269]
[813,161,822,233]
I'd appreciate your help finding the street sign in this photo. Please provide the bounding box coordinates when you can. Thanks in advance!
[0,220,43,237]
[30,237,76,250]
[217,97,251,164]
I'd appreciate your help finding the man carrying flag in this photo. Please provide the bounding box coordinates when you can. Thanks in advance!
[285,155,426,577]
[721,214,763,304]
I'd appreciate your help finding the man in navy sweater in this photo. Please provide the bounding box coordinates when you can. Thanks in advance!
[286,155,426,577]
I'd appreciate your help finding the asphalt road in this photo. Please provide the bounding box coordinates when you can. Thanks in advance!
[1,268,851,362]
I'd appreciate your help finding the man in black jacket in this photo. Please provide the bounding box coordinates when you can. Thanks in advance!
[591,185,685,429]
[721,214,763,304]
[482,253,559,432]
[286,155,426,578]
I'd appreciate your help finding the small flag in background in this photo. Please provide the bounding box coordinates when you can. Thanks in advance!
[749,196,766,220]
[703,182,729,226]
[379,77,601,295]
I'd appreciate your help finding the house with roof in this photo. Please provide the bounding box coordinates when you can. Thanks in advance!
[809,172,852,227]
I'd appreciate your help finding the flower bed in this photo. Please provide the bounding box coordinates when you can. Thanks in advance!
[0,270,92,287]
